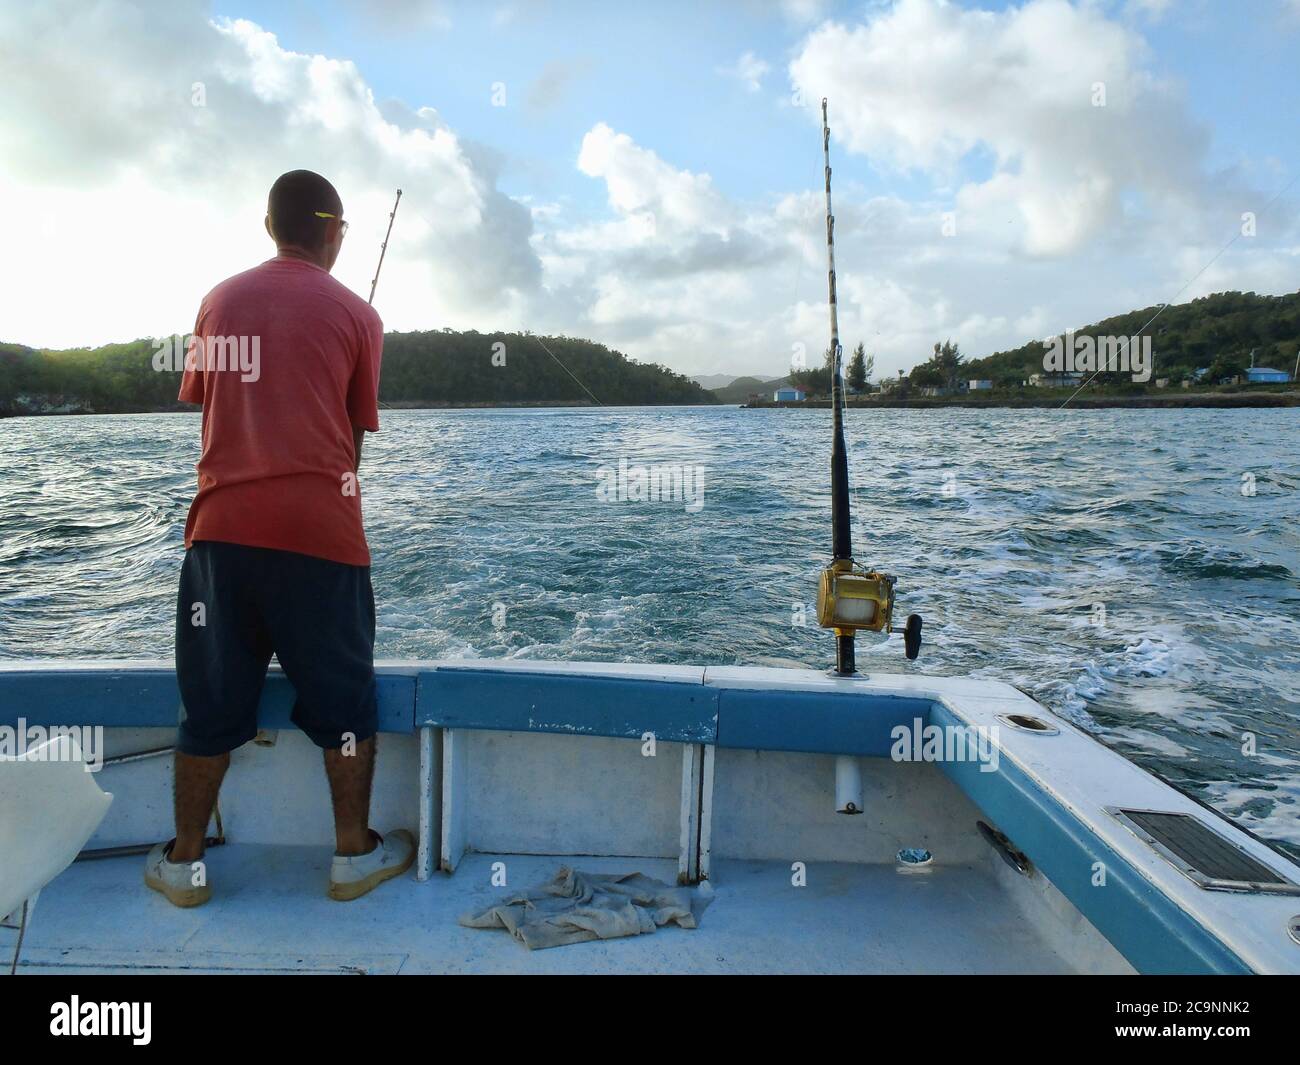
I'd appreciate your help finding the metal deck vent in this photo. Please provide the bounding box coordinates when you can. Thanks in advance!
[1109,808,1300,896]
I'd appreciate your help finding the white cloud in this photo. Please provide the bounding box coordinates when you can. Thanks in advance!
[718,51,771,93]
[577,123,735,239]
[541,122,965,378]
[0,2,536,346]
[0,0,1294,385]
[545,82,1295,380]
[788,0,1230,256]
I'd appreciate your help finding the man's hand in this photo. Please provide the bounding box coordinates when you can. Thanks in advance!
[352,426,365,471]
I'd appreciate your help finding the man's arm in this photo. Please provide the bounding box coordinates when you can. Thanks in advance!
[345,308,383,472]
[177,309,207,406]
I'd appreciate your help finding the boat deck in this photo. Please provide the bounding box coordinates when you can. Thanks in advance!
[6,846,1079,975]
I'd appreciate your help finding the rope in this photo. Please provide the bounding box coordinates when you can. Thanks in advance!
[9,899,28,975]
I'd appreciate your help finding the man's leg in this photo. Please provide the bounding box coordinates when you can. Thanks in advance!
[171,751,229,862]
[158,542,271,904]
[322,730,413,900]
[324,735,376,856]
[269,550,412,897]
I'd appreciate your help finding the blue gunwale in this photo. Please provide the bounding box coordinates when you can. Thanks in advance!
[714,686,932,755]
[0,659,1261,973]
[930,702,1251,975]
[0,663,417,735]
[415,666,717,742]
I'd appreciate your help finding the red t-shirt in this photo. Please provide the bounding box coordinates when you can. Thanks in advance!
[178,255,384,566]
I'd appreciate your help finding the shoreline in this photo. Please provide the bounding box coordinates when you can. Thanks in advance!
[5,391,1298,418]
[743,391,1300,410]
[0,398,718,419]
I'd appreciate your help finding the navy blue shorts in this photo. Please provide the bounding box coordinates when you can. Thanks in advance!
[175,541,377,756]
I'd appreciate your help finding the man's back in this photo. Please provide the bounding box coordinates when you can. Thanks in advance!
[158,169,412,909]
[179,255,384,565]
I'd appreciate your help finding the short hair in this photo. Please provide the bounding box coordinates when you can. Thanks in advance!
[267,170,343,252]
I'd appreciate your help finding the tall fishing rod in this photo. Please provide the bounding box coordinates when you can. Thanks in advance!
[367,188,401,410]
[369,188,402,306]
[823,101,853,625]
[814,100,922,674]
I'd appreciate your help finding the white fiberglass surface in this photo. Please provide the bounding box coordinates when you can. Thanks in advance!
[8,847,1086,975]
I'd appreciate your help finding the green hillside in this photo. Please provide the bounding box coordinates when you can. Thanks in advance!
[964,290,1300,386]
[710,375,787,404]
[0,330,717,415]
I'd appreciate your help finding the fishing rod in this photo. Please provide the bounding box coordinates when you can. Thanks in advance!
[814,99,922,675]
[369,188,402,306]
[367,188,401,410]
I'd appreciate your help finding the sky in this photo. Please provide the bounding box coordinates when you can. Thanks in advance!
[1,0,1298,380]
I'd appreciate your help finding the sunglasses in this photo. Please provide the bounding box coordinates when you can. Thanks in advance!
[313,211,349,237]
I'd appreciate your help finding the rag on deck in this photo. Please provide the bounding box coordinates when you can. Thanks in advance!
[459,866,714,950]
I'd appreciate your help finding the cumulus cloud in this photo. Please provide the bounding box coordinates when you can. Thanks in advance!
[534,120,957,376]
[0,1,537,346]
[0,0,1293,383]
[540,78,1293,379]
[576,123,736,240]
[788,0,1233,256]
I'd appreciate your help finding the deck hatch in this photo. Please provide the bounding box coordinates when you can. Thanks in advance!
[1110,808,1300,895]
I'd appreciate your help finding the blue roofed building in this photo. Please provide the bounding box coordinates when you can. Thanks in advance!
[1245,367,1290,384]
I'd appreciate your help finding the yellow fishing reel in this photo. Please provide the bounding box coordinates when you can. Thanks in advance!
[813,99,924,672]
[817,559,922,659]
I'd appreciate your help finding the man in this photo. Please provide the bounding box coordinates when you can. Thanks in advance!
[146,170,412,907]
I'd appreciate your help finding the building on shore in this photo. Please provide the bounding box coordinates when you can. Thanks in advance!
[773,386,806,402]
[968,379,993,391]
[1028,372,1084,388]
[1245,366,1290,384]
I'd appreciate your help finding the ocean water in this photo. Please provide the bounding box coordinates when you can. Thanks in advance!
[1,406,1298,857]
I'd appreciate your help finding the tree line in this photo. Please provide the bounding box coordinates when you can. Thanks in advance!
[0,329,718,415]
[961,290,1300,388]
[787,290,1299,397]
[789,342,876,396]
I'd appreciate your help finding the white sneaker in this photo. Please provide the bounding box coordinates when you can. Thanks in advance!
[143,840,212,908]
[328,829,415,901]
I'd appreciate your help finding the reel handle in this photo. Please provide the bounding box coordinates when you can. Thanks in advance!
[890,614,923,660]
